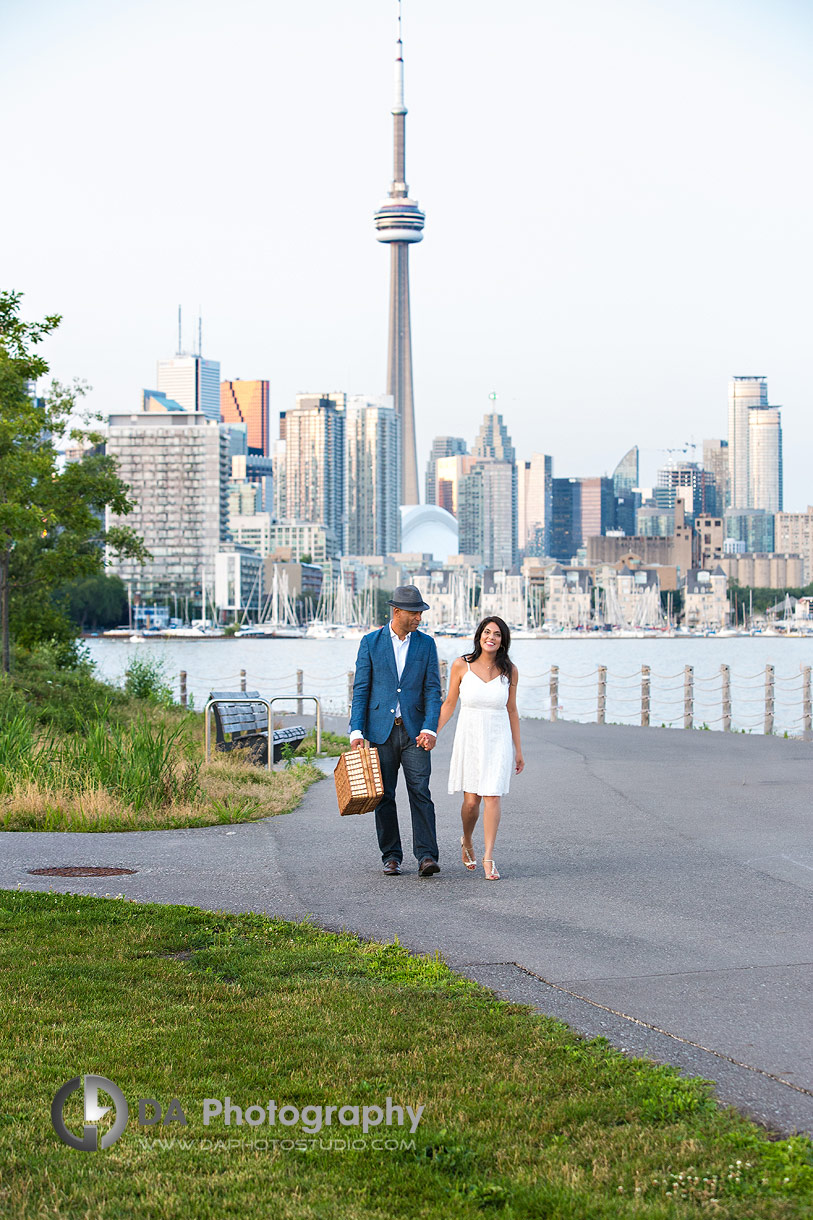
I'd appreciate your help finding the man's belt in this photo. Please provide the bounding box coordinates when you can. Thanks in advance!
[394,716,404,726]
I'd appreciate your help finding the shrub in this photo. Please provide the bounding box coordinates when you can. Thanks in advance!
[124,655,175,706]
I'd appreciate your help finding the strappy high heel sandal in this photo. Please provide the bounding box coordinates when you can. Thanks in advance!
[483,858,500,881]
[461,836,477,870]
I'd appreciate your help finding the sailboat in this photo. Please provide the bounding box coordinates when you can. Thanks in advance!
[238,567,304,638]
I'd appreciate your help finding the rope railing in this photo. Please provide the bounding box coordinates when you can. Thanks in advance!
[174,661,812,737]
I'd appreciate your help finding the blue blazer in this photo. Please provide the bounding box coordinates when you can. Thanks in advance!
[350,626,442,746]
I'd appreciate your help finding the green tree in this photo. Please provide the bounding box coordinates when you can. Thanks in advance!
[0,291,147,673]
[61,572,128,631]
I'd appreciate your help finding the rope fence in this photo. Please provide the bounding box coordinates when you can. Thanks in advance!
[175,662,812,736]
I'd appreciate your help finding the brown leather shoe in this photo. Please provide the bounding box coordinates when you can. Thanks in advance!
[383,859,401,875]
[418,857,440,877]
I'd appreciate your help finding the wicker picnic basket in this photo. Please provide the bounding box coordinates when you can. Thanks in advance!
[334,746,384,816]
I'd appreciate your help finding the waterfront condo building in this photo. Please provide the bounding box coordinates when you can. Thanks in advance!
[105,409,230,600]
[728,376,767,508]
[747,406,783,513]
[344,396,401,556]
[220,379,271,456]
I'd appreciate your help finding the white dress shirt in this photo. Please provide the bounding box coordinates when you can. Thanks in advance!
[349,624,436,742]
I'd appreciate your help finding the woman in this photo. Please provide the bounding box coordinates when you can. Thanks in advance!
[436,616,524,880]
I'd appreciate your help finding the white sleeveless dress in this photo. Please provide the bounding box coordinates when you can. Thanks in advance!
[448,663,514,796]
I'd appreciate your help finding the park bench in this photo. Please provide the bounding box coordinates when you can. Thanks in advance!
[208,690,306,765]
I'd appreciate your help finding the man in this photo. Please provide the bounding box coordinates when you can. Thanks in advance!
[349,585,442,877]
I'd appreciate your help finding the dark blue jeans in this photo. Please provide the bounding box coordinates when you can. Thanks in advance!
[374,721,439,865]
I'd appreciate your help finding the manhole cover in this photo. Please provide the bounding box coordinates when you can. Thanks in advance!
[27,866,137,878]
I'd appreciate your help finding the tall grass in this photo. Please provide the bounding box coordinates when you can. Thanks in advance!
[0,705,200,812]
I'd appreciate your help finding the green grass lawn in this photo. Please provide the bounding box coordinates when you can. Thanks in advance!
[0,891,810,1219]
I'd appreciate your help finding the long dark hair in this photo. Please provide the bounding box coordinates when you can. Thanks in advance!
[465,616,513,680]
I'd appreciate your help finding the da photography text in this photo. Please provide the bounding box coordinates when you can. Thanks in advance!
[51,1076,424,1151]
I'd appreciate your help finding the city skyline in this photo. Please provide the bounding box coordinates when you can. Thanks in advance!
[3,0,813,507]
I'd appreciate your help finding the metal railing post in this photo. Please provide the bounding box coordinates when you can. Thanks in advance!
[597,665,606,725]
[550,665,559,722]
[440,658,448,698]
[764,664,774,735]
[683,665,693,730]
[296,668,304,716]
[240,669,246,693]
[721,664,731,732]
[803,666,812,733]
[641,664,650,727]
[347,669,355,716]
[179,670,187,709]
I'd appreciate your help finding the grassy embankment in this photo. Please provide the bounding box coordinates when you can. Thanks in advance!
[1,891,811,1219]
[0,649,345,831]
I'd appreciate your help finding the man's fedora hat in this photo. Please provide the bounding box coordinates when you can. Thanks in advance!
[388,585,430,612]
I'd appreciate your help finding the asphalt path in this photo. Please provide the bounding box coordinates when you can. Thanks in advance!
[2,717,812,1137]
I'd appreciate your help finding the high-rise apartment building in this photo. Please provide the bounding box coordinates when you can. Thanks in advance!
[156,355,221,422]
[724,508,775,553]
[344,396,401,555]
[702,439,730,516]
[105,409,230,599]
[776,508,813,582]
[458,460,514,568]
[748,406,783,513]
[284,395,345,540]
[374,16,424,505]
[472,411,518,565]
[518,454,553,557]
[425,436,467,505]
[220,380,270,456]
[728,375,767,507]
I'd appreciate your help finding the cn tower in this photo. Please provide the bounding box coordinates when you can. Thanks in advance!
[374,0,424,506]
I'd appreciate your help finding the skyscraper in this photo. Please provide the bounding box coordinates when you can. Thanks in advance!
[374,3,424,506]
[284,395,345,540]
[344,396,401,555]
[105,409,230,600]
[472,410,518,564]
[748,406,783,512]
[728,376,767,508]
[702,439,730,516]
[612,446,640,536]
[221,380,270,456]
[458,460,515,569]
[157,355,221,422]
[425,436,467,505]
[518,454,553,557]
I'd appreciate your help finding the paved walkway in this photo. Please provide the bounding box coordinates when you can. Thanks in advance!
[2,719,812,1136]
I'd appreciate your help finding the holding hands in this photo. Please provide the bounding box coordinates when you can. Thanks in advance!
[416,732,436,751]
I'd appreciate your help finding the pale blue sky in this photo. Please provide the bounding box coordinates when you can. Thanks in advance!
[3,0,812,506]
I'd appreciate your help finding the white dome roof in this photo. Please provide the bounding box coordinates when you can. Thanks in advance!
[400,505,459,562]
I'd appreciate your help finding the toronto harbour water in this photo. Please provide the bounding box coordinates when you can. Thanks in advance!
[84,635,813,736]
